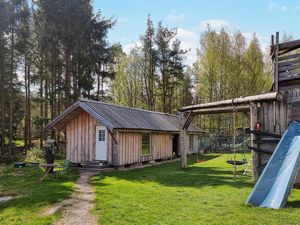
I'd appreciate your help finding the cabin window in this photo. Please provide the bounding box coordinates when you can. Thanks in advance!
[141,133,151,155]
[189,135,193,150]
[98,130,105,141]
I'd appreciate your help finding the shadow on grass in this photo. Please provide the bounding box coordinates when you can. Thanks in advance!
[287,200,300,208]
[91,154,252,190]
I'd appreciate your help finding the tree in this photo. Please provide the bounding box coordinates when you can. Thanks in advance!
[31,0,115,146]
[155,22,186,113]
[194,27,272,131]
[244,34,272,95]
[111,47,143,107]
[140,15,157,110]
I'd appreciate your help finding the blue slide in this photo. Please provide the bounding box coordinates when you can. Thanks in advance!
[246,121,300,209]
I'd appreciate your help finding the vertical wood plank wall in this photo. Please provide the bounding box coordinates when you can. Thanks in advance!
[65,112,198,166]
[66,111,113,163]
[116,131,174,166]
[253,97,300,183]
[152,133,172,160]
[257,100,288,166]
[116,132,141,165]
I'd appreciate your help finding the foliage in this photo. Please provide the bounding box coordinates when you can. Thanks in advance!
[111,15,188,114]
[25,146,44,162]
[194,27,272,131]
[91,154,300,225]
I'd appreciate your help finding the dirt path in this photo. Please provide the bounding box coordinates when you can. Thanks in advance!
[54,171,98,225]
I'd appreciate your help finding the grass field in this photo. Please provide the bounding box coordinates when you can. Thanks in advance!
[0,163,79,225]
[91,154,300,225]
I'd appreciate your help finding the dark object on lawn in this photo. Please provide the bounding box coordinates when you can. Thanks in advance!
[226,159,247,166]
[43,137,56,172]
[25,161,39,166]
[14,162,26,168]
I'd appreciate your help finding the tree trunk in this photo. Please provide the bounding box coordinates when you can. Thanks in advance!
[8,23,15,159]
[65,50,71,108]
[28,63,31,152]
[24,56,28,156]
[0,32,5,156]
[39,66,44,149]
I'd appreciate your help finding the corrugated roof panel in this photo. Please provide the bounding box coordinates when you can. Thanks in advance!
[80,100,202,133]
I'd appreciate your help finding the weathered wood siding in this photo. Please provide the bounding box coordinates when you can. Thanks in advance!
[116,131,141,165]
[116,131,173,166]
[253,97,300,183]
[256,100,289,166]
[66,111,97,163]
[66,111,113,163]
[152,133,172,160]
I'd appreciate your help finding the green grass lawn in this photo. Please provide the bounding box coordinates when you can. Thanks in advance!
[91,154,300,225]
[0,163,79,225]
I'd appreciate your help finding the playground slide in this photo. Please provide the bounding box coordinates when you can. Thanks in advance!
[246,121,300,209]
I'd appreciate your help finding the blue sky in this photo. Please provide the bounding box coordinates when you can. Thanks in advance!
[94,0,300,65]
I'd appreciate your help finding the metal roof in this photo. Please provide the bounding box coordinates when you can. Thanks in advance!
[45,99,203,133]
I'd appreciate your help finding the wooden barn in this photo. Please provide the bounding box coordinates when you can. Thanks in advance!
[45,99,203,167]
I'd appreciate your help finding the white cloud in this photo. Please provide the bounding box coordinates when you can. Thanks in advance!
[122,25,270,67]
[268,0,277,11]
[199,19,231,31]
[168,10,185,22]
[123,40,142,54]
[242,32,270,52]
[268,1,288,12]
[176,28,198,65]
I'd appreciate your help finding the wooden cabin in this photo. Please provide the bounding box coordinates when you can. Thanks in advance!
[45,99,203,167]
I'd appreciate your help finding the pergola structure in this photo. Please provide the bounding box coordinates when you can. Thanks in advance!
[179,92,283,179]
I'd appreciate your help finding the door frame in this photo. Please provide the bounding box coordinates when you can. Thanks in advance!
[95,126,108,161]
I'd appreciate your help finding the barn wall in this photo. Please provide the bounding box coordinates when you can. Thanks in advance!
[152,133,173,160]
[66,111,112,163]
[255,100,289,167]
[116,131,173,166]
[253,95,300,183]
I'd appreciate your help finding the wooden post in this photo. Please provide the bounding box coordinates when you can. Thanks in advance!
[179,112,187,168]
[112,132,119,167]
[250,102,259,181]
[274,32,279,92]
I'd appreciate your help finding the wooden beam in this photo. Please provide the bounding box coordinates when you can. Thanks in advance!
[250,103,259,182]
[279,53,300,61]
[182,111,194,130]
[271,39,300,53]
[274,32,279,91]
[112,131,119,166]
[179,112,187,169]
[179,92,283,112]
[192,105,250,115]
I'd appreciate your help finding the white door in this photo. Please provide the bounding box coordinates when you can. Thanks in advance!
[95,126,107,160]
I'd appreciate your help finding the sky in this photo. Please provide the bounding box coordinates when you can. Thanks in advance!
[94,0,300,65]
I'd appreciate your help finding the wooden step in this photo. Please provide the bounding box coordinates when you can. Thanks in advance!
[248,146,273,155]
[253,139,280,144]
[248,130,281,138]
